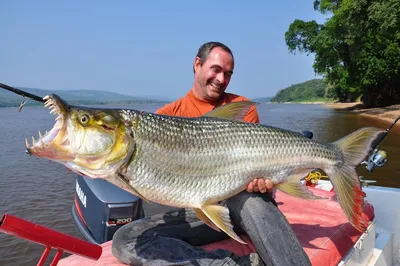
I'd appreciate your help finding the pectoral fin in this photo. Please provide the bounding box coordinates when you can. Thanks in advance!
[116,173,151,203]
[203,101,258,122]
[194,208,221,232]
[277,169,327,200]
[201,205,247,244]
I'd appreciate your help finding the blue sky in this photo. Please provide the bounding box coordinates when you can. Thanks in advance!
[1,1,328,99]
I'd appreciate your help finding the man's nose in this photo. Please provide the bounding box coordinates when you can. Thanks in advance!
[216,72,225,84]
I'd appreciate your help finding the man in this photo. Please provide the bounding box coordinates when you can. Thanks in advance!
[112,42,311,266]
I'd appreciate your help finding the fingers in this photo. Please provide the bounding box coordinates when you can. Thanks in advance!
[257,178,267,193]
[264,179,274,194]
[246,179,259,193]
[246,180,254,193]
[247,178,274,194]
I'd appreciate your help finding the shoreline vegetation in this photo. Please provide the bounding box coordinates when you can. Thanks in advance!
[267,101,400,127]
[266,76,399,127]
[323,102,400,127]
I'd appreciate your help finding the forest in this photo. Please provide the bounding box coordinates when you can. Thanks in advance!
[285,0,400,107]
[270,79,334,103]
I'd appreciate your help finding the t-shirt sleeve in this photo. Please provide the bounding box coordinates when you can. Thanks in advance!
[244,105,260,124]
[155,103,175,115]
[235,95,260,124]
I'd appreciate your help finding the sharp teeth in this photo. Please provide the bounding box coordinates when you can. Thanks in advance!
[32,136,36,144]
[25,138,30,148]
[50,109,57,115]
[44,101,52,108]
[62,137,69,146]
[43,96,49,100]
[39,131,43,138]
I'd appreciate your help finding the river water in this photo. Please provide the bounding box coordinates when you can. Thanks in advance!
[0,103,399,265]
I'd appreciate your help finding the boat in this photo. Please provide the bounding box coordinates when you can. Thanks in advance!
[58,176,400,266]
[2,175,398,266]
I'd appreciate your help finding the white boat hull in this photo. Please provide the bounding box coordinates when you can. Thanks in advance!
[315,181,400,266]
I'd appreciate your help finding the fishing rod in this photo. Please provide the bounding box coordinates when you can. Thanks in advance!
[0,82,45,112]
[0,82,45,103]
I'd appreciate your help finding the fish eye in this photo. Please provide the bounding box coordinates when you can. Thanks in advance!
[80,114,89,124]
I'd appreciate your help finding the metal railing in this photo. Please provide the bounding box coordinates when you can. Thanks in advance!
[0,213,102,266]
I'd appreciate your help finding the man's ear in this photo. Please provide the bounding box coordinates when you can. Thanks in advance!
[193,57,201,73]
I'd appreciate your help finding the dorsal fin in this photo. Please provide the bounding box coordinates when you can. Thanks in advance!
[202,101,259,122]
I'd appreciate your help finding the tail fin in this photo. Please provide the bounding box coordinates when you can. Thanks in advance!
[327,127,386,232]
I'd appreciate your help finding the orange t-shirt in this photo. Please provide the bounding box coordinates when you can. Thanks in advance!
[155,90,260,123]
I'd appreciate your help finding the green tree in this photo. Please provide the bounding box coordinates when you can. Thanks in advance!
[270,79,333,102]
[285,0,400,107]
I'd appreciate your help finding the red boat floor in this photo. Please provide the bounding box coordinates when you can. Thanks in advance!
[59,186,374,266]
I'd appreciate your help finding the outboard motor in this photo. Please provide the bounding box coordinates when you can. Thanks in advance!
[72,175,144,244]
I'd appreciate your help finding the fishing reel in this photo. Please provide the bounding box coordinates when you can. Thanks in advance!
[357,149,385,187]
[359,149,386,187]
[358,136,388,187]
[360,116,400,174]
[361,149,387,173]
[358,116,400,187]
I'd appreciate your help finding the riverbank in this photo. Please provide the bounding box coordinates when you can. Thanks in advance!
[323,102,400,127]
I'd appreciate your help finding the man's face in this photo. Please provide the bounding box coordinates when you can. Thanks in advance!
[194,47,234,102]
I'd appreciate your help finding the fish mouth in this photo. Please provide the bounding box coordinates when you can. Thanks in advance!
[25,94,70,159]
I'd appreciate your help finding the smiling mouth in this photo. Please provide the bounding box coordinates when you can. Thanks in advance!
[25,95,67,155]
[209,83,223,90]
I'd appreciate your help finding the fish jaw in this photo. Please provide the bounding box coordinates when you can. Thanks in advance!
[26,94,71,161]
[25,94,134,179]
[26,141,75,162]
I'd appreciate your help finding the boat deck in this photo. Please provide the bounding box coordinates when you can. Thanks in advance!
[60,185,374,266]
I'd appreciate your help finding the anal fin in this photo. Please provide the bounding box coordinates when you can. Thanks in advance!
[201,205,247,244]
[194,208,221,232]
[277,169,327,200]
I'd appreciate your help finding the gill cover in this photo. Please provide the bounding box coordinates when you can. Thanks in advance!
[67,107,133,173]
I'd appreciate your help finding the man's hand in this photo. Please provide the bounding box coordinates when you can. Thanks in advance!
[246,178,274,194]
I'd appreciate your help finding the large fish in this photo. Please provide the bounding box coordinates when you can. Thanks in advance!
[25,94,385,244]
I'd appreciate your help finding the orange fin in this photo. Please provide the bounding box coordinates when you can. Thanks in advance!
[327,127,385,232]
[326,165,367,231]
